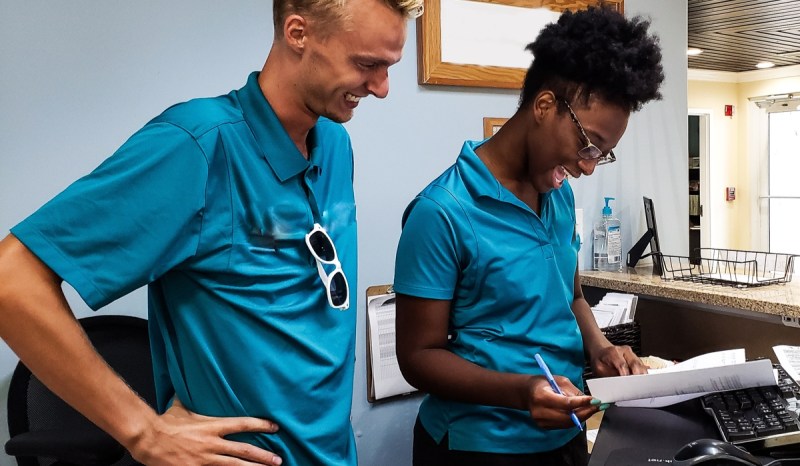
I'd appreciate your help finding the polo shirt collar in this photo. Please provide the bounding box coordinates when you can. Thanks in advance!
[457,139,553,209]
[237,72,312,182]
[458,140,504,199]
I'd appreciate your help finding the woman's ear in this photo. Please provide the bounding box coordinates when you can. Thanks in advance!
[532,91,558,124]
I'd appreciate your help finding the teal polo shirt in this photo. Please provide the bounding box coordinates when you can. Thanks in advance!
[393,139,584,454]
[12,72,358,466]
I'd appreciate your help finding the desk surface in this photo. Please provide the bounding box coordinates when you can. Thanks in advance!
[581,267,800,318]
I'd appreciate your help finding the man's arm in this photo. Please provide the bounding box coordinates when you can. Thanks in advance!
[571,266,647,377]
[0,235,283,466]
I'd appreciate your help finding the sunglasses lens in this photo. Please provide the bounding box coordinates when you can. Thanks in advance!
[329,271,348,307]
[308,230,336,261]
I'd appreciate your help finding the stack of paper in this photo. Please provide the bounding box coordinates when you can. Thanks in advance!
[590,292,638,328]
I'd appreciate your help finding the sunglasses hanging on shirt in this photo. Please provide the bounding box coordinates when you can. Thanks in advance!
[305,223,350,310]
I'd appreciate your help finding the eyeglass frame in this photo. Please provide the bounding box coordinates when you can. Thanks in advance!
[561,100,616,166]
[305,223,350,310]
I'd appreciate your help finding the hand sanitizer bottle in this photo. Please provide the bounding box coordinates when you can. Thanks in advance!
[593,197,623,272]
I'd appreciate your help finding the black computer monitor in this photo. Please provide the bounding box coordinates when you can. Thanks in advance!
[627,196,662,275]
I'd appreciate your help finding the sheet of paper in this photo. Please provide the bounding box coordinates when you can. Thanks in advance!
[615,393,708,408]
[591,308,615,328]
[648,348,744,374]
[586,358,775,404]
[774,345,800,382]
[592,292,637,326]
[592,303,627,327]
[603,292,638,321]
[617,349,776,407]
[367,294,417,400]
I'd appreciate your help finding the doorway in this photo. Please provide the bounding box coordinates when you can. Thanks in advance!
[688,110,711,259]
[750,95,800,258]
[766,108,800,255]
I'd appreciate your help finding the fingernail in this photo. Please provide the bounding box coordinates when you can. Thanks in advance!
[599,403,611,411]
[274,456,283,465]
[590,398,602,406]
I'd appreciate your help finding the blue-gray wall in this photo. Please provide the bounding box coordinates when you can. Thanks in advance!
[0,1,686,465]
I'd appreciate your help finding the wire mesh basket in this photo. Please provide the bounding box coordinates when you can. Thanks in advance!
[658,248,799,288]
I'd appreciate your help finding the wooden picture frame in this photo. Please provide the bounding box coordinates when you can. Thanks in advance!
[483,117,509,138]
[417,0,624,89]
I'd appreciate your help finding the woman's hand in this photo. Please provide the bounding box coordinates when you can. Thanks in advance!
[590,345,648,377]
[527,375,598,429]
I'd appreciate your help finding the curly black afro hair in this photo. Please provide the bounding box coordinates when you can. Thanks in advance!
[518,6,664,113]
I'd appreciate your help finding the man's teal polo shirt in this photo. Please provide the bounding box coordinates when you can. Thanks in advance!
[12,72,359,465]
[393,139,584,454]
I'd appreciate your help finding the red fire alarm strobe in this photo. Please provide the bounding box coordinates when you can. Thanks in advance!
[724,105,735,117]
[726,187,736,201]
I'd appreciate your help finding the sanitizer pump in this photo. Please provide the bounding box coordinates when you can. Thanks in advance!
[592,197,623,272]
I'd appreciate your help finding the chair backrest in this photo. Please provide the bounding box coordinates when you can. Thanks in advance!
[6,315,155,466]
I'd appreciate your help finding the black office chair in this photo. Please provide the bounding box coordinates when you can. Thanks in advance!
[5,315,156,466]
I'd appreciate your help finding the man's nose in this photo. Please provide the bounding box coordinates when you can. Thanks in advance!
[367,69,390,99]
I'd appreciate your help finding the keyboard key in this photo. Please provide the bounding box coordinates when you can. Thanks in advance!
[755,424,784,435]
[726,429,756,441]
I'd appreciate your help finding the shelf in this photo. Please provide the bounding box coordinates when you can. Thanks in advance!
[688,119,701,250]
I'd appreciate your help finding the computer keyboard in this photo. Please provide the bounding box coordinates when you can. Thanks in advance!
[701,364,800,452]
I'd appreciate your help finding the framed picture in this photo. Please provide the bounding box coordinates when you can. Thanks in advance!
[417,0,623,89]
[483,117,509,138]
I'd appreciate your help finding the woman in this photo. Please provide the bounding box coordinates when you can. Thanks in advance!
[394,7,664,466]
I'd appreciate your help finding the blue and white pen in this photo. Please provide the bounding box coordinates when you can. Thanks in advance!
[534,353,583,431]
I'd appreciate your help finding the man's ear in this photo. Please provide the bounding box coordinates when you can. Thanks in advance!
[283,14,307,53]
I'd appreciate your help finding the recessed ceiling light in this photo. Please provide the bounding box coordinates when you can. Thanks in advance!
[687,48,703,56]
[756,61,775,69]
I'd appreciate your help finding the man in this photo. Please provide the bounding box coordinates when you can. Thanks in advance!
[0,0,422,464]
[394,6,663,466]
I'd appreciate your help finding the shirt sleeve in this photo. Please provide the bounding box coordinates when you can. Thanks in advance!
[393,194,462,300]
[11,122,209,309]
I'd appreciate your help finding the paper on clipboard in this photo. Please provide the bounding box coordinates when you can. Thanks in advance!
[366,287,417,402]
[586,357,775,406]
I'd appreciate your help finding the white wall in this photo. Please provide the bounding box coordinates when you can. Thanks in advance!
[0,1,687,465]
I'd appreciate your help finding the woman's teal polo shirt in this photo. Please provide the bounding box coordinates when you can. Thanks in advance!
[12,72,359,466]
[394,139,584,454]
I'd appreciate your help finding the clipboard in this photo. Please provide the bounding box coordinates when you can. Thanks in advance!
[365,284,418,402]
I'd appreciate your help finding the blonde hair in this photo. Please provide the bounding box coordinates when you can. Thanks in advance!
[273,0,424,37]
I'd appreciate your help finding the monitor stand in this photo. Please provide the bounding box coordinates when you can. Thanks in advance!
[627,229,662,275]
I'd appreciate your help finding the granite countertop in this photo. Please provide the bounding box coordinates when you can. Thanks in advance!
[580,267,800,318]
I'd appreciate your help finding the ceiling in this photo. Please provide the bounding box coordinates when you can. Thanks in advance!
[688,0,800,73]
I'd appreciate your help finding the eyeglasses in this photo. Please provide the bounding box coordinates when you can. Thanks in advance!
[305,223,350,310]
[562,100,616,166]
